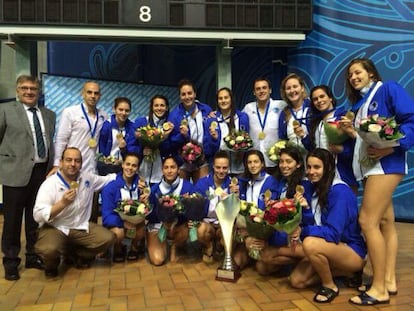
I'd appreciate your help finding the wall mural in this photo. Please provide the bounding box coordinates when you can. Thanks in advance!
[288,0,414,221]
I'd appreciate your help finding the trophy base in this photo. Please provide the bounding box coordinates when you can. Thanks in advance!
[215,268,241,283]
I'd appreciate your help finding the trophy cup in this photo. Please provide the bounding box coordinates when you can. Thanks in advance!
[215,193,241,282]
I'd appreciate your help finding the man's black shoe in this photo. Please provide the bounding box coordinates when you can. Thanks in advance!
[44,268,58,278]
[5,267,20,281]
[76,257,93,269]
[25,257,44,270]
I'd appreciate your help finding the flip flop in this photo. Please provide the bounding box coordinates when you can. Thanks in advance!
[313,286,339,303]
[349,292,390,306]
[358,283,398,295]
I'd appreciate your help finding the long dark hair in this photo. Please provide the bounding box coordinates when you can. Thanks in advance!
[309,85,337,149]
[274,146,305,198]
[216,87,236,131]
[242,149,266,180]
[148,94,169,125]
[345,58,382,104]
[306,148,336,209]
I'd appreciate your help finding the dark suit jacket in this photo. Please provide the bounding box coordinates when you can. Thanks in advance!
[0,101,56,187]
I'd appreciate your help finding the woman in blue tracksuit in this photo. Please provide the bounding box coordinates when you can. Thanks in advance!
[289,148,367,304]
[146,155,194,266]
[301,85,358,192]
[341,58,414,306]
[256,146,310,275]
[168,79,212,183]
[99,97,138,162]
[233,149,284,270]
[101,153,149,262]
[133,95,174,186]
[204,87,250,176]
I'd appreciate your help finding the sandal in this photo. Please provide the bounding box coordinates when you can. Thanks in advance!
[313,286,339,303]
[349,292,390,306]
[357,283,398,295]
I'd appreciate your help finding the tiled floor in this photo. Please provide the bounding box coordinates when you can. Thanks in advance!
[0,218,413,311]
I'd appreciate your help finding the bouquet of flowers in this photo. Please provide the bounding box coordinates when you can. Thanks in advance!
[181,193,207,242]
[264,198,302,233]
[235,200,259,229]
[114,199,152,225]
[156,194,184,223]
[136,125,165,162]
[358,115,404,148]
[181,141,204,165]
[267,140,288,163]
[223,130,253,152]
[96,153,122,176]
[264,198,302,252]
[156,194,184,242]
[323,120,349,145]
[244,207,275,260]
[358,115,404,168]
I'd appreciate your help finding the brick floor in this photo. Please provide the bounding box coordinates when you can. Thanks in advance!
[0,218,413,310]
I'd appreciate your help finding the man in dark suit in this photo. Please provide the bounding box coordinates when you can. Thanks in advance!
[0,75,56,281]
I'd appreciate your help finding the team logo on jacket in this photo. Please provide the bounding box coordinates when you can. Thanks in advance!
[369,101,378,111]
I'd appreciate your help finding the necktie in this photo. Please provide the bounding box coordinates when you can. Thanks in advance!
[29,107,46,158]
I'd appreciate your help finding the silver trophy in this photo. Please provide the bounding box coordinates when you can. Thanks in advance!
[215,193,241,282]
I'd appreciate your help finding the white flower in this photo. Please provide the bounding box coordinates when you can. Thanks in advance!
[229,140,235,146]
[269,155,278,161]
[235,135,244,143]
[368,124,382,133]
[137,203,146,214]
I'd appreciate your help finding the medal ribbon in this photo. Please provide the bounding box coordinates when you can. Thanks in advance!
[57,172,71,189]
[81,104,99,139]
[183,103,197,119]
[256,101,270,132]
[351,82,377,112]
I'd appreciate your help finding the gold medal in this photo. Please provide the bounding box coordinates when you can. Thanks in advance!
[295,185,305,195]
[264,189,272,201]
[258,131,266,140]
[70,181,79,189]
[231,177,238,185]
[88,138,97,148]
[345,111,355,121]
[181,119,188,126]
[116,133,123,140]
[162,122,170,131]
[210,121,218,130]
[292,120,300,127]
[143,187,150,195]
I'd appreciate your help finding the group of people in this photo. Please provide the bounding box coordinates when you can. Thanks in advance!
[1,57,414,307]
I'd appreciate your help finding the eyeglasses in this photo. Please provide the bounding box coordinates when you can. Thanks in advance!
[18,86,39,92]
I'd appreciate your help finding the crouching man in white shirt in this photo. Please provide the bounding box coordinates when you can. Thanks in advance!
[33,147,116,278]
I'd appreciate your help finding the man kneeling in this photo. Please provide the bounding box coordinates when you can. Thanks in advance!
[33,147,115,277]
